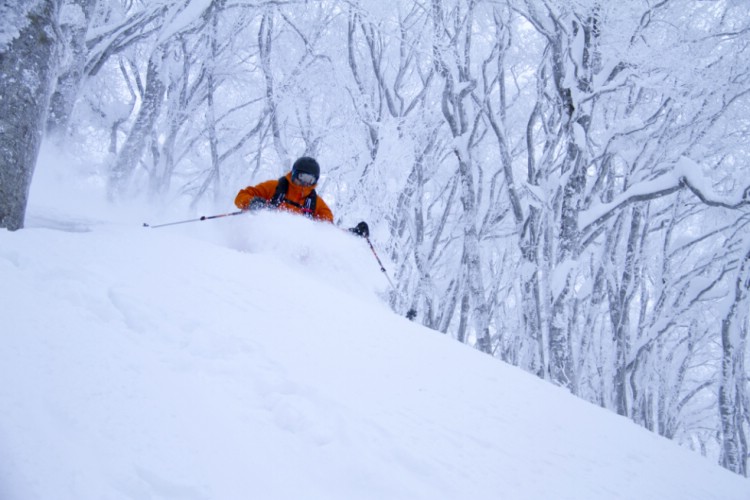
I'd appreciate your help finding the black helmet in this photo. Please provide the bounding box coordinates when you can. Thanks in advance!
[291,157,320,186]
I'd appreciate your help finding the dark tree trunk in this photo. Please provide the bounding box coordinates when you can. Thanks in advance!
[0,0,61,230]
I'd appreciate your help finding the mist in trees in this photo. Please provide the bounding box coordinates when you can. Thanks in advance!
[2,0,749,476]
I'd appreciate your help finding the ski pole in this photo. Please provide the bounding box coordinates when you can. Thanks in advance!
[364,236,396,288]
[143,210,245,228]
[364,236,417,320]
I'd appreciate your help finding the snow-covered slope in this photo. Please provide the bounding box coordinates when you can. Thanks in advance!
[1,184,749,499]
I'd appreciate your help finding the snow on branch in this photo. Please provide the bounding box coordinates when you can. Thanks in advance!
[673,156,750,209]
[580,156,750,240]
[157,0,213,44]
[579,174,682,231]
[85,0,214,77]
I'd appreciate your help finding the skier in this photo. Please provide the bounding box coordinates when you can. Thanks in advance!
[234,156,369,237]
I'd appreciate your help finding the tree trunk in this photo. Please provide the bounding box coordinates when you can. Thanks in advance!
[610,205,643,416]
[108,46,166,200]
[719,245,750,476]
[46,0,96,137]
[520,208,545,377]
[0,0,61,230]
[259,12,288,168]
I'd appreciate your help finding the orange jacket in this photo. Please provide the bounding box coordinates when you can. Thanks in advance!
[234,172,334,223]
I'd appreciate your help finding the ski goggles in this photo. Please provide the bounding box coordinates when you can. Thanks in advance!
[293,171,318,186]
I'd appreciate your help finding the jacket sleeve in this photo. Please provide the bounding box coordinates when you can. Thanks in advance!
[235,180,278,209]
[314,197,334,223]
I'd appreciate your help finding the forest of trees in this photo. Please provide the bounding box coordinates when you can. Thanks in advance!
[2,0,749,476]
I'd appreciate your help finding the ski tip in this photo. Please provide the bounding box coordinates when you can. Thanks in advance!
[142,223,150,227]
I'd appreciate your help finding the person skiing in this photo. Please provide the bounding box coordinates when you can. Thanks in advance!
[234,156,369,237]
[234,156,333,222]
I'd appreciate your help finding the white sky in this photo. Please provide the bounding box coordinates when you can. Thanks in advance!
[1,156,749,500]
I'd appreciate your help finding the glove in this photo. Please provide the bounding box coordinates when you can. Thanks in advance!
[349,221,369,238]
[247,196,268,211]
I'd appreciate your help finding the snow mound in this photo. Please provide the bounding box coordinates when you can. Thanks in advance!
[0,220,748,500]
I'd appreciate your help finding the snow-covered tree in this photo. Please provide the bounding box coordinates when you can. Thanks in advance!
[0,0,61,230]
[28,0,750,475]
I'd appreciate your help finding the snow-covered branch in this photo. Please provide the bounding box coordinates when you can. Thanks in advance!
[581,157,750,246]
